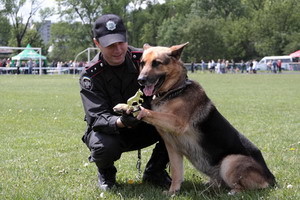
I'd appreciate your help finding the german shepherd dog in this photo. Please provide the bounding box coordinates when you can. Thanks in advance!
[114,43,276,194]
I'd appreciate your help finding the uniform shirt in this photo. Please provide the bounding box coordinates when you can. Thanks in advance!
[79,47,145,134]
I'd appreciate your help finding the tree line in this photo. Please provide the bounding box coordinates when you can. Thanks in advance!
[1,0,300,63]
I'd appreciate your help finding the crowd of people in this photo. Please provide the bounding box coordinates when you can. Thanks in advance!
[190,59,259,74]
[0,58,285,75]
[49,60,88,74]
[190,59,283,74]
[0,58,47,74]
[0,56,287,75]
[0,57,89,74]
[0,58,11,68]
[50,60,87,69]
[0,50,289,76]
[266,59,282,73]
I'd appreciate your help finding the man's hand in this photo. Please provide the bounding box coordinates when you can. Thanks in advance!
[119,113,141,128]
[114,103,140,128]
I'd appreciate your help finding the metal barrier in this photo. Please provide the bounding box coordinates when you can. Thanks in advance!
[0,67,84,75]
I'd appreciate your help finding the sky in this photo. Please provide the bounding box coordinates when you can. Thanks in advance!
[39,0,56,8]
[40,0,60,22]
[22,0,59,22]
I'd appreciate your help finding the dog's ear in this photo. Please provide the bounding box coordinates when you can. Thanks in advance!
[169,42,189,59]
[143,43,151,50]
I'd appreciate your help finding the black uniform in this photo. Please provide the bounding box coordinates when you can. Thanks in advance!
[79,46,168,172]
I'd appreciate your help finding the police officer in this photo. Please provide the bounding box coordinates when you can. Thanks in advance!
[79,14,171,191]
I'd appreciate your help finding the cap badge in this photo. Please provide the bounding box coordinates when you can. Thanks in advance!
[106,20,116,31]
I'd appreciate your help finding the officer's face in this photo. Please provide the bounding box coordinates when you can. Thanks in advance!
[99,42,128,66]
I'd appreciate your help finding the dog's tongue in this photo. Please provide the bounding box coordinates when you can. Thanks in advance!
[143,85,155,96]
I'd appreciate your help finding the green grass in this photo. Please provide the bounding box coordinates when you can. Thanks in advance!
[0,73,299,199]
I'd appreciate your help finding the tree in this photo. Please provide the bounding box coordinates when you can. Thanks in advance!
[249,0,300,56]
[0,0,41,47]
[55,0,130,46]
[221,18,257,61]
[181,17,224,62]
[38,7,56,21]
[128,0,192,47]
[49,21,91,62]
[157,15,186,47]
[0,15,11,46]
[191,0,245,19]
[7,25,45,52]
[283,32,300,54]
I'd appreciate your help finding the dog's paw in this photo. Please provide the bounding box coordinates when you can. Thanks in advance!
[162,189,179,197]
[113,103,130,114]
[227,189,241,195]
[136,106,150,120]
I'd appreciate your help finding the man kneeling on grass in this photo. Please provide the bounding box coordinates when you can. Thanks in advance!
[79,14,171,191]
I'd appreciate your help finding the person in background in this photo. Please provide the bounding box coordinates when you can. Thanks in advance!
[240,60,246,73]
[79,14,171,191]
[252,59,258,74]
[191,61,195,73]
[267,60,272,72]
[272,60,278,73]
[277,59,282,73]
[201,60,205,72]
[27,59,33,74]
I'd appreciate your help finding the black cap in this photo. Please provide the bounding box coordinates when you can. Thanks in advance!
[93,14,127,47]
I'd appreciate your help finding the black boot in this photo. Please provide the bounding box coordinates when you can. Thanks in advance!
[142,142,171,188]
[97,166,117,191]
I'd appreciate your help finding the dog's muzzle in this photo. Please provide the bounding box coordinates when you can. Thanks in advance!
[137,76,147,86]
[138,74,165,96]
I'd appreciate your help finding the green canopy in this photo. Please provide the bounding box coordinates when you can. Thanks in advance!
[11,44,46,60]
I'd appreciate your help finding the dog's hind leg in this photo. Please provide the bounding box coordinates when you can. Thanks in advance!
[220,155,270,194]
[163,141,184,194]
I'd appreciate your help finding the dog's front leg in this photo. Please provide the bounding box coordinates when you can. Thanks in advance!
[164,141,184,194]
[137,106,187,135]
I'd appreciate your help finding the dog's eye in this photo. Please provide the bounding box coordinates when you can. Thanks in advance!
[152,60,162,68]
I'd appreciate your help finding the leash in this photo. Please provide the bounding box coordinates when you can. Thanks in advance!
[136,149,142,181]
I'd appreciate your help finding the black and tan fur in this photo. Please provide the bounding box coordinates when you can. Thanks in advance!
[114,43,276,194]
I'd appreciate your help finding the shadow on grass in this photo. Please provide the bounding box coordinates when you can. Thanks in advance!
[182,180,275,199]
[106,180,275,200]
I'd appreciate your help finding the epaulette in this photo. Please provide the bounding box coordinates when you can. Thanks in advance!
[131,51,143,61]
[131,51,143,69]
[85,60,104,78]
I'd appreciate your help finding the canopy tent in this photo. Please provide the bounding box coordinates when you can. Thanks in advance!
[289,50,300,58]
[11,44,46,60]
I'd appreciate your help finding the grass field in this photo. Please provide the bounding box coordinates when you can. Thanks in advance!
[0,73,299,199]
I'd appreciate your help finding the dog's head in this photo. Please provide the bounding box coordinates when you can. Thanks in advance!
[138,42,189,96]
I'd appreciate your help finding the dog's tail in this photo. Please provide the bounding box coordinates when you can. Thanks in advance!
[250,150,277,187]
[265,169,277,187]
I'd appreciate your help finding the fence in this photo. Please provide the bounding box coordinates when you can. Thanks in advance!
[1,63,299,75]
[0,67,84,75]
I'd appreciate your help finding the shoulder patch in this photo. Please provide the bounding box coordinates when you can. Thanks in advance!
[81,76,93,90]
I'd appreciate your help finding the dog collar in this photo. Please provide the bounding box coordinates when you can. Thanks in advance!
[154,79,192,101]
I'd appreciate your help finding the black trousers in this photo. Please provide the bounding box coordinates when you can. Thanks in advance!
[83,122,165,169]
